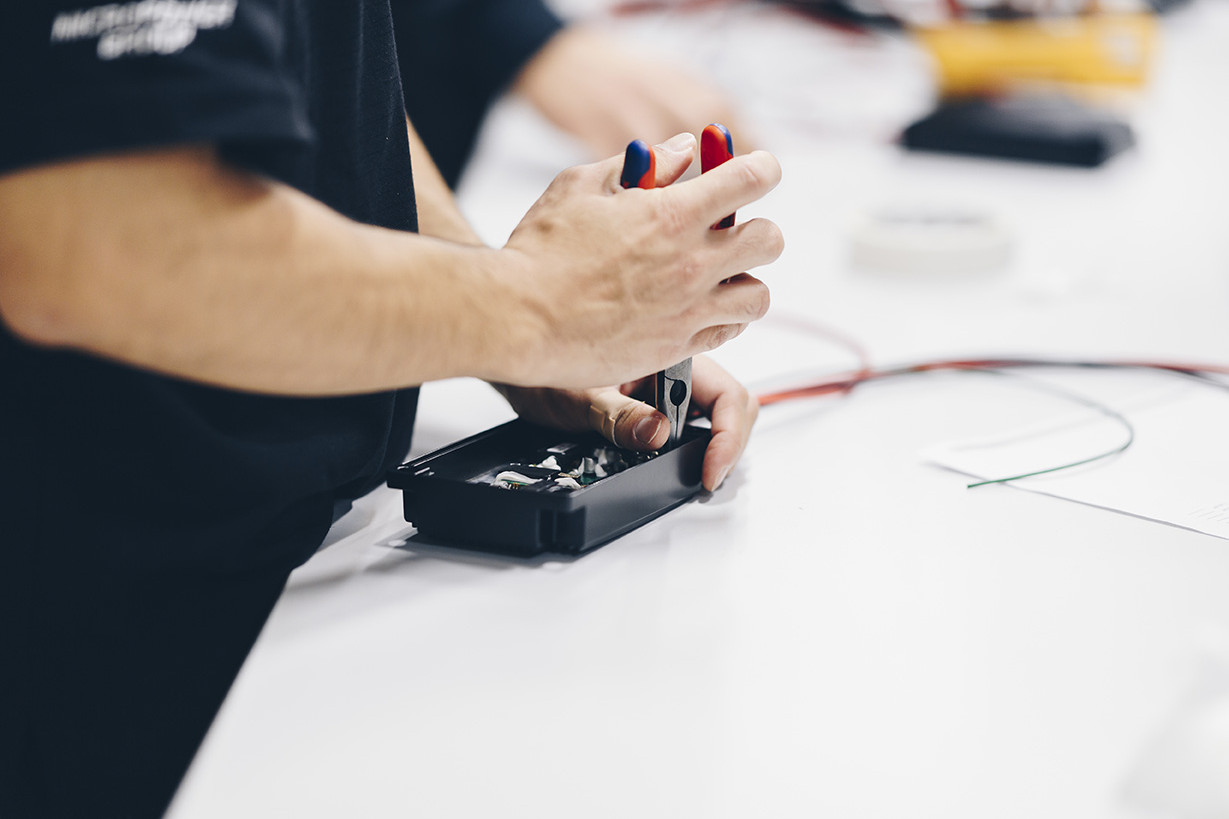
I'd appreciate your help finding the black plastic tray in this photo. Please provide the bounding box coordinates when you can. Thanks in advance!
[387,419,710,557]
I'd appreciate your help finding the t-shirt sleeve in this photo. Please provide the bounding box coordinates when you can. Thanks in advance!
[393,0,565,187]
[0,2,312,175]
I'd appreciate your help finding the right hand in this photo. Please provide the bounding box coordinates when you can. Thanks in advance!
[494,132,784,390]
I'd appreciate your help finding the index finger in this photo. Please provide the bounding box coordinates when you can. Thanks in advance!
[662,150,782,232]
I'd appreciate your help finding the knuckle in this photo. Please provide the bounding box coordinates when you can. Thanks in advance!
[765,221,785,258]
[554,165,586,188]
[654,198,690,239]
[614,401,642,429]
[662,253,702,300]
[747,151,783,189]
[700,324,741,351]
[680,255,706,289]
[744,219,784,262]
[719,324,743,345]
[756,285,771,318]
[743,285,770,321]
[729,156,764,193]
[733,160,765,193]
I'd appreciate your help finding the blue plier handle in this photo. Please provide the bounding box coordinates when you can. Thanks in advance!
[621,129,735,447]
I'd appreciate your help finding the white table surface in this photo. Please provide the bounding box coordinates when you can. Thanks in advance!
[170,3,1229,817]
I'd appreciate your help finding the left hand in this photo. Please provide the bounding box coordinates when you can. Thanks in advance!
[495,355,758,492]
[512,26,752,160]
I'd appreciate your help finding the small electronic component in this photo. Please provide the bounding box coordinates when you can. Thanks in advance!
[473,440,659,493]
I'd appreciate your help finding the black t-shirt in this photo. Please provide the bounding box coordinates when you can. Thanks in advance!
[0,4,420,814]
[393,0,564,187]
[1,1,419,570]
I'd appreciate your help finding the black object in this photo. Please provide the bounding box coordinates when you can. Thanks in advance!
[388,420,710,557]
[393,0,565,188]
[901,93,1135,167]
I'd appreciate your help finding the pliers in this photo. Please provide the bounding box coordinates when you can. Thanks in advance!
[620,124,735,447]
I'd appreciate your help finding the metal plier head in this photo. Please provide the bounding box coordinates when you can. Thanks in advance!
[655,357,692,447]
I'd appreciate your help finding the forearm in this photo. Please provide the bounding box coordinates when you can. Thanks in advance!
[0,146,531,395]
[405,116,482,246]
[0,137,783,397]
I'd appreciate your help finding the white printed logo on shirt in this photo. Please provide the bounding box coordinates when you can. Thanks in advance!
[50,0,237,61]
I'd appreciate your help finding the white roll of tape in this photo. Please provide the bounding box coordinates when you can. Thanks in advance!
[849,207,1012,275]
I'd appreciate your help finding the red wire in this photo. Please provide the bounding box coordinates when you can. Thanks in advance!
[756,358,1229,407]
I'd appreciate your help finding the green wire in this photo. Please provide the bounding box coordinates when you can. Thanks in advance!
[961,368,1137,489]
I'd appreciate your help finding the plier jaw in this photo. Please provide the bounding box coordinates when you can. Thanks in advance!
[655,358,692,447]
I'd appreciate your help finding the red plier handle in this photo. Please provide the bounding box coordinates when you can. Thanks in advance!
[701,123,736,228]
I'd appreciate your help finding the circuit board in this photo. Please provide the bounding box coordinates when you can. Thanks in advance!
[469,439,659,492]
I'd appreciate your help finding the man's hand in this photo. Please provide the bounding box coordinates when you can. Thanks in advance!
[0,134,780,398]
[513,26,752,159]
[496,133,782,390]
[496,356,758,492]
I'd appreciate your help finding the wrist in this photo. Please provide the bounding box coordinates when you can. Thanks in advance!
[454,245,556,387]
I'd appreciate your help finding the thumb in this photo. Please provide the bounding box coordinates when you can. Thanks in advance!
[587,388,670,451]
[650,132,697,187]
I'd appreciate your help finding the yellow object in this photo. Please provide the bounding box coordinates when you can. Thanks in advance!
[914,13,1158,95]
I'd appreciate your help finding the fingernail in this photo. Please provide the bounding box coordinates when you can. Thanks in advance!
[634,416,665,446]
[714,466,731,490]
[662,132,695,153]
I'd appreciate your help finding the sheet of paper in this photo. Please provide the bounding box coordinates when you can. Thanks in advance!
[922,379,1229,540]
